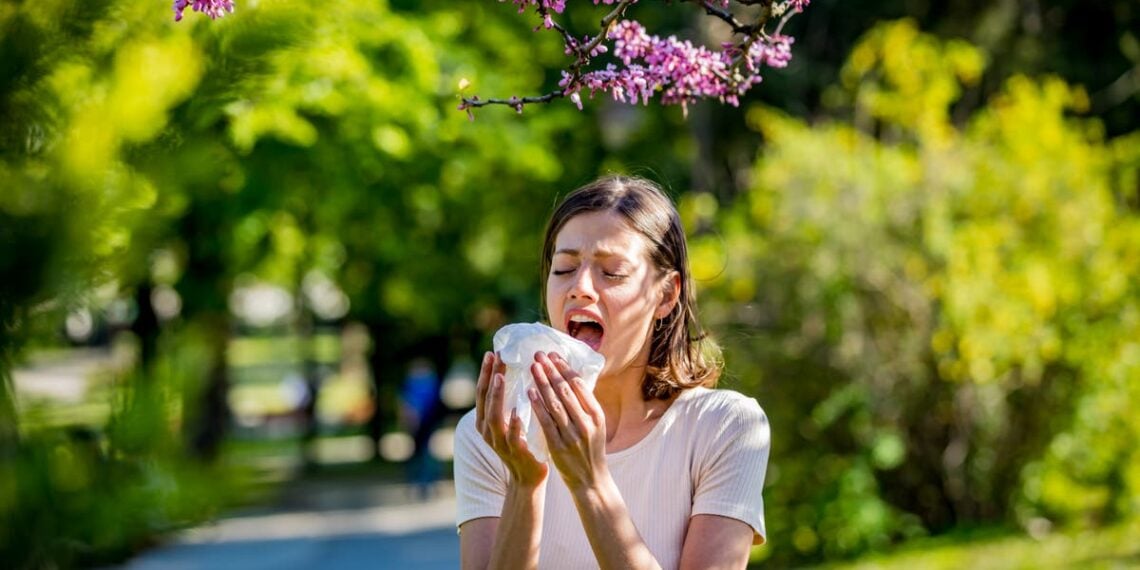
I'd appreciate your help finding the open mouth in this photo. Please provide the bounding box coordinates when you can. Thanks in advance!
[567,314,604,352]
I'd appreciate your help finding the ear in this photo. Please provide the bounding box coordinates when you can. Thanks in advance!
[655,271,681,320]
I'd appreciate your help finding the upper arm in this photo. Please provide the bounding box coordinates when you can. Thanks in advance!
[459,517,500,570]
[678,514,756,569]
[691,395,771,543]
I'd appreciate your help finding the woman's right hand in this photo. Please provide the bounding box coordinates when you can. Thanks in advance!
[475,351,549,488]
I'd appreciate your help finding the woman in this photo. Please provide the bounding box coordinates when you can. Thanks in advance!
[455,176,770,569]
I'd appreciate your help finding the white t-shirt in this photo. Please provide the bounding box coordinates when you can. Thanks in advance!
[454,386,771,569]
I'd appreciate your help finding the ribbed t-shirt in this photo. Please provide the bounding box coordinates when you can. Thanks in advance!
[454,387,771,569]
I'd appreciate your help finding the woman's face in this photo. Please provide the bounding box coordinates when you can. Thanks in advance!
[546,210,669,378]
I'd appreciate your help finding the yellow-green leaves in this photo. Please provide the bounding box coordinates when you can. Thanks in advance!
[58,33,203,182]
[840,19,986,146]
[719,20,1140,548]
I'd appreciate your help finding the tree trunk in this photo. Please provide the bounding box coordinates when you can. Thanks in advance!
[189,312,230,461]
[0,307,23,451]
[298,301,321,468]
[132,281,161,374]
[0,366,18,453]
[364,319,401,461]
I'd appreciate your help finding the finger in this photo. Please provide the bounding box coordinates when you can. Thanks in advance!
[538,352,590,430]
[531,358,569,432]
[508,409,546,471]
[549,353,602,423]
[511,409,549,478]
[568,375,604,426]
[480,368,494,443]
[529,385,563,446]
[493,351,507,377]
[548,352,581,383]
[489,373,509,444]
[508,407,532,455]
[475,351,494,433]
[555,372,592,431]
[489,354,510,444]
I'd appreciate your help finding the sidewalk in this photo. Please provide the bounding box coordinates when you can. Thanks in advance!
[124,480,460,570]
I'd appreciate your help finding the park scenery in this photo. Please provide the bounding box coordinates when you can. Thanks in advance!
[1,0,1138,568]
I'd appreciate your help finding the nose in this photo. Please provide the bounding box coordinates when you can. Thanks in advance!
[568,266,598,301]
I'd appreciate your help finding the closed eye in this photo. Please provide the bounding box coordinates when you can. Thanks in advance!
[552,268,575,276]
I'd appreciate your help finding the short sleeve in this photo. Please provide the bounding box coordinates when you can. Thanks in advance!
[690,393,771,543]
[454,409,509,530]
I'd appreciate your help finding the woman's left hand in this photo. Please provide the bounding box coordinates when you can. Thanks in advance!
[529,351,608,491]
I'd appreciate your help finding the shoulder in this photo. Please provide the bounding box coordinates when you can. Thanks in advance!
[457,407,478,431]
[453,408,507,480]
[677,387,767,425]
[672,387,770,448]
[454,408,487,453]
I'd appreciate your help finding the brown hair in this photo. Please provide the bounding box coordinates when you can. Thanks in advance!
[540,175,721,400]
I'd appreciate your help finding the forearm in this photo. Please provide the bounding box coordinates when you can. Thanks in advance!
[571,474,662,570]
[488,482,546,569]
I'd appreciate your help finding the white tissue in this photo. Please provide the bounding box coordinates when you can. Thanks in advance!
[492,322,606,462]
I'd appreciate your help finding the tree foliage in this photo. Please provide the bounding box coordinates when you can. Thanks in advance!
[691,19,1140,563]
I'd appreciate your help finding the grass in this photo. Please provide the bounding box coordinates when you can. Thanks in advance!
[800,519,1140,570]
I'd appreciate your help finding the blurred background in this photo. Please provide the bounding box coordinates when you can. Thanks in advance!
[1,0,1138,568]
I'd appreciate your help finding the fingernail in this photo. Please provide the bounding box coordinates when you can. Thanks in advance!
[528,387,538,400]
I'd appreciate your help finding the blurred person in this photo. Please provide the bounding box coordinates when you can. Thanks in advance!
[400,357,444,498]
[455,176,771,569]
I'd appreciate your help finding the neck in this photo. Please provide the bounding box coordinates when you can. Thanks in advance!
[592,360,670,441]
[593,366,647,417]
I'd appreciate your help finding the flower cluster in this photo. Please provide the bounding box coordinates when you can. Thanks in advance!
[561,21,799,113]
[461,0,812,115]
[173,0,235,22]
[506,0,568,13]
[505,0,629,14]
[747,34,793,70]
[566,21,741,111]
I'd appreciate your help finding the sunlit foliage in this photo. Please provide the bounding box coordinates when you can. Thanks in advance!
[692,19,1140,564]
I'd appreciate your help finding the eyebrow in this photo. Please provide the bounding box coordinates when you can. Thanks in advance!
[553,248,623,259]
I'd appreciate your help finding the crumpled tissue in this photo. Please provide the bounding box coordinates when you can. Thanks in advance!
[492,322,605,462]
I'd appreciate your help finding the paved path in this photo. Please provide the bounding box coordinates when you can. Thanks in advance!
[124,483,460,570]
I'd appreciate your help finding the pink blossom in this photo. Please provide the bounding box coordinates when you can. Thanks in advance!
[174,0,234,21]
[466,0,809,115]
[504,0,636,13]
[748,34,794,70]
[578,20,743,111]
[504,0,567,14]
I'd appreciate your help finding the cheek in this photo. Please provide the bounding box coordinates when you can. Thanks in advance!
[607,291,656,335]
[545,279,561,324]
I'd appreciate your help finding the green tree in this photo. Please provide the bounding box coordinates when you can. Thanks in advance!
[0,0,204,446]
[692,20,1140,564]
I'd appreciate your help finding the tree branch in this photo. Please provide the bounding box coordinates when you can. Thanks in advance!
[581,0,637,57]
[690,0,756,35]
[460,91,566,112]
[459,0,806,116]
[460,0,636,114]
[535,5,577,51]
